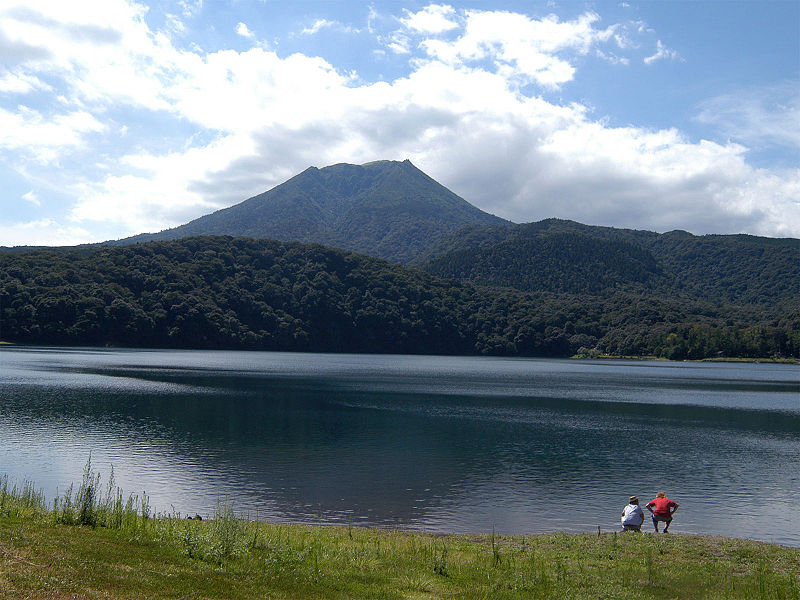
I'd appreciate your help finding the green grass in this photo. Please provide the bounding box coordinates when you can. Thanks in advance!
[1,470,798,599]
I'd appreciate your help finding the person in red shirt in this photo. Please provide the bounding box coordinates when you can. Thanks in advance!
[646,491,679,533]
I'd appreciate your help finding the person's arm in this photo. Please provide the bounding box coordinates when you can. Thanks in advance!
[670,502,679,515]
[645,502,654,514]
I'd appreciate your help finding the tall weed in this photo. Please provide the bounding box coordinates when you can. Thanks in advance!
[52,456,147,531]
[0,474,46,518]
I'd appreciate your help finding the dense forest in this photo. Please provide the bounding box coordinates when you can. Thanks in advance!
[420,219,800,307]
[1,236,797,359]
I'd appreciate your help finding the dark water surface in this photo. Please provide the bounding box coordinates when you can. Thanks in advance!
[1,347,798,545]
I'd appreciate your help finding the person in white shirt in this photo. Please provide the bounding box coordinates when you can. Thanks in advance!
[621,495,644,531]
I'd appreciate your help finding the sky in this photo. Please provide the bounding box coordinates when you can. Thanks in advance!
[0,0,798,246]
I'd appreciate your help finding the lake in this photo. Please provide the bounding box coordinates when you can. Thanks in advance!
[1,346,798,546]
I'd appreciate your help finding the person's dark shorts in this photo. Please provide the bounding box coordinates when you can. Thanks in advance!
[652,514,672,524]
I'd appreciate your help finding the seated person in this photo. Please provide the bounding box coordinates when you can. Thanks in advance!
[621,495,644,531]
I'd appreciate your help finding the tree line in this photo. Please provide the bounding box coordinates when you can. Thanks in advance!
[1,236,797,359]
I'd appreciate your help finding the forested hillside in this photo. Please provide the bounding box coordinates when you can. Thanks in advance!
[2,236,797,359]
[420,219,800,307]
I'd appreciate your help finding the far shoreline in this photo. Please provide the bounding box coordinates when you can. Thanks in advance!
[2,341,797,364]
[571,352,799,365]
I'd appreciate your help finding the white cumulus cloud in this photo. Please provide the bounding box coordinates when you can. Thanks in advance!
[236,22,255,39]
[416,10,616,89]
[0,106,106,164]
[400,4,459,34]
[0,71,49,94]
[22,190,40,206]
[0,219,93,247]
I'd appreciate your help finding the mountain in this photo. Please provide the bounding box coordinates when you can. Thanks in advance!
[420,219,800,308]
[115,160,510,264]
[5,158,797,359]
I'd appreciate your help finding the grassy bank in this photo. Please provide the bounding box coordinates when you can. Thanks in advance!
[1,473,798,599]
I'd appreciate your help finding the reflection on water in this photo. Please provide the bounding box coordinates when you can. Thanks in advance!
[1,347,798,546]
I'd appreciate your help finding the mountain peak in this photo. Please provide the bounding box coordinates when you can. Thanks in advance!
[360,159,409,167]
[112,160,511,263]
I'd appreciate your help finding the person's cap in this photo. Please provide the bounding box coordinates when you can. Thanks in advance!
[629,496,639,503]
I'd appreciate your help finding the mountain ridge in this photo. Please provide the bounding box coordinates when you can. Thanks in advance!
[419,218,800,307]
[91,160,798,320]
[108,161,798,309]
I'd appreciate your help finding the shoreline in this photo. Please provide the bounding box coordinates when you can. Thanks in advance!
[2,471,798,598]
[571,352,800,364]
[1,515,798,599]
[2,341,797,364]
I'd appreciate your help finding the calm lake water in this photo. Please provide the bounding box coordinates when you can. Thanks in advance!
[1,347,798,546]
